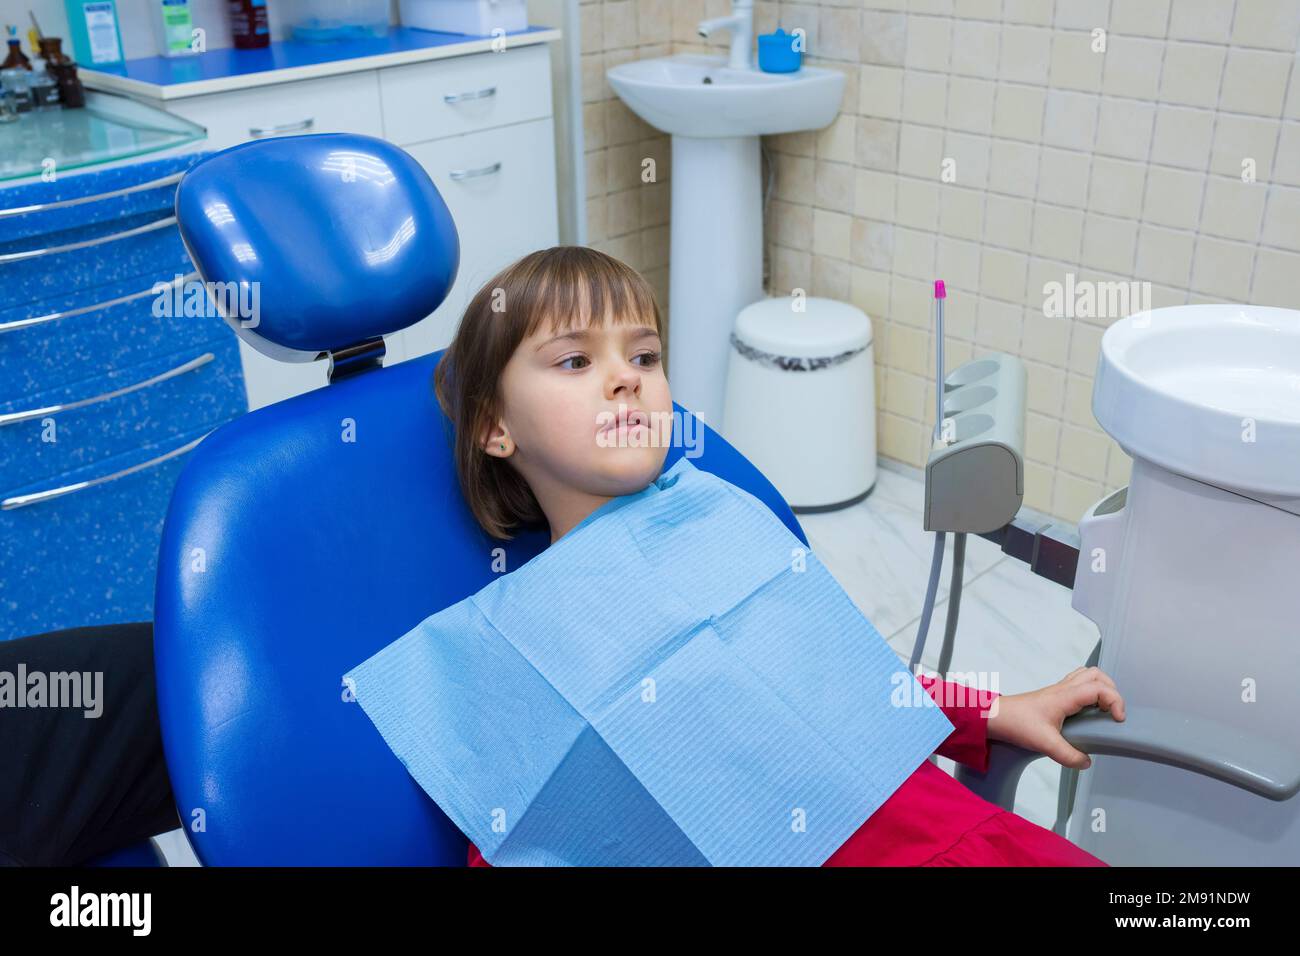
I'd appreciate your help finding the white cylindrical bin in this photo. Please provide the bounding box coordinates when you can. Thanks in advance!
[722,297,876,511]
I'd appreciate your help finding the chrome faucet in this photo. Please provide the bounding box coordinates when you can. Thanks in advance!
[697,0,754,71]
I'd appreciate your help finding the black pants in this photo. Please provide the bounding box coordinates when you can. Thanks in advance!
[0,623,179,866]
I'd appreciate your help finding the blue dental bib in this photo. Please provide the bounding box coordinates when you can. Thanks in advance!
[345,456,954,866]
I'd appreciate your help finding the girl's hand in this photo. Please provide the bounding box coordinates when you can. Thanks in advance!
[987,666,1126,770]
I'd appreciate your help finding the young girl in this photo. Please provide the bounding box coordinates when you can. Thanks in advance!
[433,245,1123,867]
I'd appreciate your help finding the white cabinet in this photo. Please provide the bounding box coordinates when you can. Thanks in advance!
[401,117,560,358]
[378,44,559,363]
[149,42,560,410]
[379,44,553,145]
[165,71,385,153]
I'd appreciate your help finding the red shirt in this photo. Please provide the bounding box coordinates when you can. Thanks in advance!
[466,675,1106,867]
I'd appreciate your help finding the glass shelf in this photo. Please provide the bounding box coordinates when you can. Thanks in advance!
[0,89,206,183]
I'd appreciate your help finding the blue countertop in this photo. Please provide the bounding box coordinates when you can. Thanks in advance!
[81,25,561,100]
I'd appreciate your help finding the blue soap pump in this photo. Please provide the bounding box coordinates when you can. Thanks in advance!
[757,25,801,73]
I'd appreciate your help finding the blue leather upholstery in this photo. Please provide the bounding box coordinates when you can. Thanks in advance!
[156,133,808,865]
[174,132,458,356]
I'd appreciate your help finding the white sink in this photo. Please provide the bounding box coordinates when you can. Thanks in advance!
[604,54,845,427]
[1094,304,1300,500]
[606,53,845,138]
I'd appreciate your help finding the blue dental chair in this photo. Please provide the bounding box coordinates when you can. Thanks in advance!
[153,133,809,865]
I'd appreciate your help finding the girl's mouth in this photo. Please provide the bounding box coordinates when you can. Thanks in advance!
[600,406,649,436]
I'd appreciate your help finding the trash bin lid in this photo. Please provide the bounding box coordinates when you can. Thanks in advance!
[734,296,873,358]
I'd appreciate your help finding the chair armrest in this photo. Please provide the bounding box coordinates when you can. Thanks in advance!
[954,705,1300,811]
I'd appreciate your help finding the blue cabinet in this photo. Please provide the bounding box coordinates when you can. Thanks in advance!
[0,153,247,641]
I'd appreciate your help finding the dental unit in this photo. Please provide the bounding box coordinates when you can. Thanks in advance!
[904,279,1300,865]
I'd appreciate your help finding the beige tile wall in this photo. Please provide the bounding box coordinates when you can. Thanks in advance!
[580,0,1300,524]
[580,0,675,329]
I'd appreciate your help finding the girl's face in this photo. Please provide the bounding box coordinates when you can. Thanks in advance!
[485,311,674,542]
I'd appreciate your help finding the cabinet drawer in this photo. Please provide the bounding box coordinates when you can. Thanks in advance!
[0,265,233,397]
[0,152,205,248]
[380,45,552,147]
[166,71,384,152]
[398,117,559,359]
[0,332,244,497]
[0,417,231,641]
[1,214,192,312]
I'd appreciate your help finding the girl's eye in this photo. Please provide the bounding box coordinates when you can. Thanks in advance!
[558,350,660,371]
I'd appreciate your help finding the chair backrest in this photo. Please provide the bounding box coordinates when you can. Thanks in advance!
[156,133,808,865]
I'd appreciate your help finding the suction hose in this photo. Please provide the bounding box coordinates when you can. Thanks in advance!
[909,280,949,677]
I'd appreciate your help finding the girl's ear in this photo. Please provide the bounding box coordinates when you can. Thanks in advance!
[480,420,511,456]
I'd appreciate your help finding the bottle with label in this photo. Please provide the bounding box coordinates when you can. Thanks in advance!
[53,64,86,108]
[37,36,82,108]
[38,36,71,66]
[63,0,126,67]
[154,0,198,57]
[0,68,33,113]
[2,24,33,69]
[228,0,271,50]
[29,58,61,109]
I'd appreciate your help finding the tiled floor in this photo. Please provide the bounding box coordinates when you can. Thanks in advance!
[154,459,1101,866]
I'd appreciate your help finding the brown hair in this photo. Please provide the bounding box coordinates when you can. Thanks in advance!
[433,245,664,541]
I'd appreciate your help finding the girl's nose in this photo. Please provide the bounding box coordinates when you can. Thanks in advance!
[607,361,641,395]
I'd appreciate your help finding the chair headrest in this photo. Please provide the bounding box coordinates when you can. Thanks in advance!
[175,132,459,362]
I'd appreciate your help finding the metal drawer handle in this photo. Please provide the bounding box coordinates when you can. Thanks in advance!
[1,429,212,511]
[0,271,198,334]
[448,161,502,181]
[444,86,496,104]
[0,172,185,220]
[249,118,315,137]
[0,352,214,428]
[0,215,177,265]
